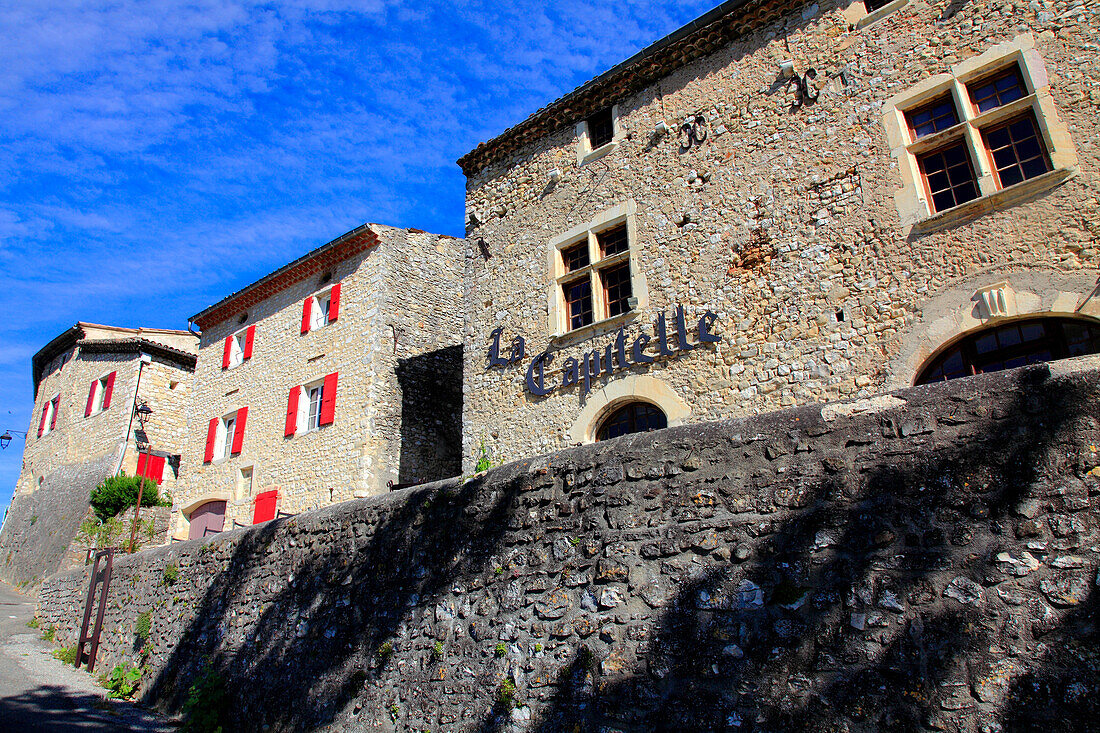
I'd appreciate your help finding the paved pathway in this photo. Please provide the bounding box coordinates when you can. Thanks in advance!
[0,581,176,731]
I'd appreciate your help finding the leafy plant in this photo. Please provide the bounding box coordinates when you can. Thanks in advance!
[135,610,152,645]
[181,663,227,733]
[102,663,142,699]
[28,515,37,525]
[26,617,39,629]
[162,563,179,586]
[497,678,517,709]
[89,473,169,522]
[52,646,77,665]
[494,642,507,658]
[41,625,56,643]
[388,702,400,722]
[431,640,444,661]
[377,641,393,660]
[474,439,497,473]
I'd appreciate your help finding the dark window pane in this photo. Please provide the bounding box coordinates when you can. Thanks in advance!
[920,143,978,212]
[917,317,1100,385]
[983,113,1050,189]
[969,67,1027,113]
[587,107,614,149]
[596,402,668,441]
[601,262,632,317]
[907,96,959,139]
[864,0,893,10]
[975,333,998,354]
[564,279,593,330]
[562,241,589,272]
[597,224,629,257]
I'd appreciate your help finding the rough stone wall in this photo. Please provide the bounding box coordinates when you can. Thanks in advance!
[177,226,464,535]
[460,0,1100,471]
[37,363,1100,732]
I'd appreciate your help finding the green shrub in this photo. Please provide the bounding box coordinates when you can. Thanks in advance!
[431,640,444,661]
[497,678,517,709]
[162,564,179,586]
[41,626,56,643]
[101,663,142,699]
[135,610,152,645]
[52,646,77,665]
[89,474,170,522]
[494,642,507,658]
[181,664,227,733]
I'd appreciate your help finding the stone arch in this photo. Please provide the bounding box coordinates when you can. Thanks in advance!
[885,268,1100,387]
[568,375,690,444]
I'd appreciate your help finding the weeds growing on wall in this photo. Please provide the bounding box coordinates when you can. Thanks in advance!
[181,662,228,733]
[51,646,77,665]
[135,610,152,646]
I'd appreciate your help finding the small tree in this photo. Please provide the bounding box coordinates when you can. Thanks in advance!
[90,474,170,522]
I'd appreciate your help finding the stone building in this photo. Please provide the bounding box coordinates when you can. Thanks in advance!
[175,223,463,539]
[457,0,1100,468]
[0,323,197,584]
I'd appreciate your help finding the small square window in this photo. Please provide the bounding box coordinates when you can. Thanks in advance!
[564,278,594,331]
[907,95,959,140]
[298,383,325,433]
[967,66,1026,114]
[586,108,614,149]
[982,113,1050,188]
[561,241,589,273]
[919,142,980,213]
[597,224,629,258]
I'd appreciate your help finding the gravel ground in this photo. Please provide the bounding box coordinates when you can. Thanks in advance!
[0,581,176,732]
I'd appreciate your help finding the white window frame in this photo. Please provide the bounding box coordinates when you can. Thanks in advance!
[227,330,246,368]
[841,0,909,28]
[214,412,236,462]
[296,380,325,435]
[92,375,110,414]
[42,395,58,436]
[883,34,1077,232]
[308,288,334,333]
[576,104,621,165]
[547,200,647,338]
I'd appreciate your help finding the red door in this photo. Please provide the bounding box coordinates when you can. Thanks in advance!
[187,501,226,540]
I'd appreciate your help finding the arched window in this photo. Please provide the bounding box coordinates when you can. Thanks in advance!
[595,401,667,441]
[916,316,1100,385]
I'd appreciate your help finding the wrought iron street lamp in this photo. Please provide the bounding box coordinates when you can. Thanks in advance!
[0,430,27,450]
[128,403,154,553]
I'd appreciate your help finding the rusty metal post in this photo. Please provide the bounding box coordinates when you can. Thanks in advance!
[128,444,151,553]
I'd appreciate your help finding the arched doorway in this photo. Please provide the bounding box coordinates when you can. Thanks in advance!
[595,401,668,441]
[187,500,226,540]
[915,316,1100,384]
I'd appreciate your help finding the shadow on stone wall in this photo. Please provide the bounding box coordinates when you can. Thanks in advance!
[41,364,1100,732]
[396,344,463,485]
[524,365,1100,732]
[144,464,527,730]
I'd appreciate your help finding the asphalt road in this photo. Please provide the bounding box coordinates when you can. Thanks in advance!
[0,581,176,732]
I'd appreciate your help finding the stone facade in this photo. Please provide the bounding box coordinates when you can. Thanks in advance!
[457,0,1100,471]
[0,323,196,585]
[36,361,1100,732]
[176,223,463,537]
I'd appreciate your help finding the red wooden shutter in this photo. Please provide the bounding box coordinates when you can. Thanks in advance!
[102,372,116,409]
[204,417,218,463]
[231,406,248,454]
[328,283,341,323]
[243,325,255,360]
[222,336,232,369]
[49,397,59,429]
[139,454,166,485]
[301,297,312,334]
[319,372,338,426]
[253,489,278,524]
[85,380,97,416]
[37,406,48,437]
[284,387,299,437]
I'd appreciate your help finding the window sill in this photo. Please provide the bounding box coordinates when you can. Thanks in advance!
[912,166,1076,234]
[579,140,617,166]
[550,310,637,347]
[855,0,908,27]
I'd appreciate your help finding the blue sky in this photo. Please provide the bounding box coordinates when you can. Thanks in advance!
[0,0,719,511]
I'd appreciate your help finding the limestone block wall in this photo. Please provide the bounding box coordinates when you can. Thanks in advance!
[460,0,1100,471]
[36,362,1100,732]
[178,226,464,535]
